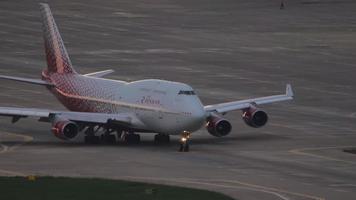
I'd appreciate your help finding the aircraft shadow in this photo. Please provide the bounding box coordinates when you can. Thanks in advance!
[2,133,287,148]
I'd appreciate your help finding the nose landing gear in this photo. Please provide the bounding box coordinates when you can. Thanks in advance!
[179,131,191,152]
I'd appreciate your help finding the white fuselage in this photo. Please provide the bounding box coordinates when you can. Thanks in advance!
[45,73,207,135]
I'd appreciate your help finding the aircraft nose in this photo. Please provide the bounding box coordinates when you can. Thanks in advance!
[190,106,206,124]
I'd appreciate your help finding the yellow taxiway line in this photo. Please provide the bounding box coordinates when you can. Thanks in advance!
[289,146,356,165]
[0,131,33,176]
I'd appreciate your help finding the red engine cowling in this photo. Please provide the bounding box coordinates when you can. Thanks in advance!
[206,116,232,137]
[52,121,79,140]
[242,107,268,128]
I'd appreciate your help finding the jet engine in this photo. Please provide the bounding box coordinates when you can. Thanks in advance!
[51,121,79,140]
[242,106,268,128]
[206,116,232,137]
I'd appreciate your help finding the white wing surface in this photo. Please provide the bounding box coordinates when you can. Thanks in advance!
[0,107,133,126]
[204,84,294,113]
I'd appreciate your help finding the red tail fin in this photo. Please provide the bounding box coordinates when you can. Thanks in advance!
[39,3,76,74]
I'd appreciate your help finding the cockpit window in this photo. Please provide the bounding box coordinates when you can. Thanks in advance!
[178,90,196,95]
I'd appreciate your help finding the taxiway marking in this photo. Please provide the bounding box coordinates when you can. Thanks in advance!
[289,146,356,165]
[0,131,33,176]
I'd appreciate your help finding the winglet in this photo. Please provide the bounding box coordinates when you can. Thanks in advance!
[286,84,293,97]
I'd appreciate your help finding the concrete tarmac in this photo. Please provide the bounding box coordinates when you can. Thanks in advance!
[1,0,356,199]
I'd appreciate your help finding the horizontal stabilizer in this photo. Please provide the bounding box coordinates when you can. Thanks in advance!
[0,75,54,86]
[84,69,114,78]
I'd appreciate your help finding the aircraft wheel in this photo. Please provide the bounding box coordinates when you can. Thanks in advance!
[84,135,100,144]
[125,133,140,144]
[154,134,170,144]
[101,134,116,144]
[179,141,189,152]
[133,134,140,144]
[179,131,190,152]
[184,143,189,152]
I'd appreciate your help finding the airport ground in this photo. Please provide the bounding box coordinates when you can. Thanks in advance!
[1,0,356,199]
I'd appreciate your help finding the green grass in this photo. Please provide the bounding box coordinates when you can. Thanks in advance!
[0,176,234,200]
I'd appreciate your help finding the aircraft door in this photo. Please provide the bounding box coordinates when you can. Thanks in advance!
[174,92,184,127]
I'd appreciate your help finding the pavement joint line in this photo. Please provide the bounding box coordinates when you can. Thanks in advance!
[0,143,9,153]
[289,146,356,165]
[122,176,290,200]
[121,176,324,200]
[0,131,33,176]
[0,168,26,176]
[0,86,55,105]
[214,179,325,200]
[329,184,356,187]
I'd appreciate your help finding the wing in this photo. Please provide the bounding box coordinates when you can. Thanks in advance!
[0,106,136,127]
[204,84,293,113]
[84,69,114,78]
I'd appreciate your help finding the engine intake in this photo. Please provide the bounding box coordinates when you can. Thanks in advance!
[206,116,232,137]
[52,121,79,140]
[242,107,268,128]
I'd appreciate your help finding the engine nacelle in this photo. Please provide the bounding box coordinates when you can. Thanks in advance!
[52,121,79,140]
[242,107,268,128]
[206,116,232,137]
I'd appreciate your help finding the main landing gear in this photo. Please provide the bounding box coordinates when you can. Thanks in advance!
[101,130,116,144]
[121,131,141,144]
[84,126,116,144]
[179,131,191,152]
[84,126,100,144]
[84,126,141,145]
[83,126,190,151]
[154,133,170,144]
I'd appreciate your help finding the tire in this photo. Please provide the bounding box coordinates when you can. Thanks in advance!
[179,140,189,152]
[179,144,184,152]
[101,134,116,144]
[184,144,190,152]
[134,134,140,144]
[163,135,170,143]
[125,134,140,145]
[154,134,170,145]
[85,136,100,144]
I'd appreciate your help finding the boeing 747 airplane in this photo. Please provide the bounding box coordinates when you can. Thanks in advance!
[0,4,293,151]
